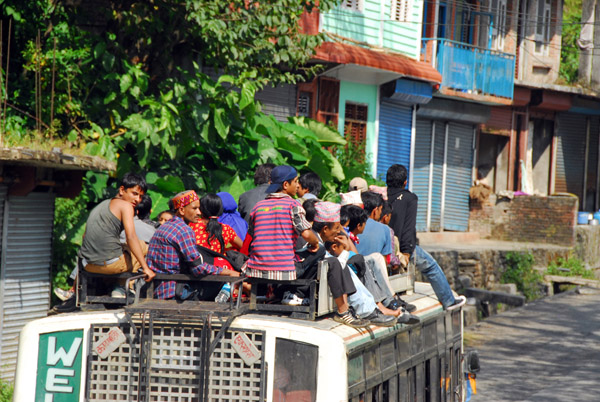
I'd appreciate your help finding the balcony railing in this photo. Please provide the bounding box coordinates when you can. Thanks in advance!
[422,38,515,99]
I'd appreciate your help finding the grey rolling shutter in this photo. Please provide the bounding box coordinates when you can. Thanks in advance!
[430,121,446,231]
[413,119,433,231]
[0,192,55,381]
[413,119,444,232]
[585,117,599,210]
[255,84,297,122]
[443,122,474,231]
[377,101,412,179]
[555,114,587,204]
[0,185,5,245]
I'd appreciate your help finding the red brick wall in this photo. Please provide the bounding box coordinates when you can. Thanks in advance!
[470,195,578,246]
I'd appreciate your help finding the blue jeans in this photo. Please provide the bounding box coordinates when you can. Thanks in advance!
[347,269,378,318]
[414,245,455,309]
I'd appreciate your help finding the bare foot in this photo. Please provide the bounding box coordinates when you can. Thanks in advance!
[377,302,402,317]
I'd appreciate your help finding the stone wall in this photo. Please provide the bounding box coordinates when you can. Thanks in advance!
[573,226,600,269]
[469,195,578,246]
[424,246,571,291]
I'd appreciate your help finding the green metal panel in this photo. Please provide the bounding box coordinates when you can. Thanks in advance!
[321,0,422,58]
[338,81,378,176]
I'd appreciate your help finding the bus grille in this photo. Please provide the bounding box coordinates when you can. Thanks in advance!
[87,321,265,401]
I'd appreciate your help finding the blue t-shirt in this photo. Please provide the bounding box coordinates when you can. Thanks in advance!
[356,218,393,256]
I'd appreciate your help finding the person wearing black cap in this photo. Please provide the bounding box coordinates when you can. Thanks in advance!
[246,165,319,282]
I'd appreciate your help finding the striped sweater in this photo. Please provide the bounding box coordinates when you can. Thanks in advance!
[248,196,301,272]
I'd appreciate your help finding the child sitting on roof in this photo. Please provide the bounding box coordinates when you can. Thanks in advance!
[325,234,420,325]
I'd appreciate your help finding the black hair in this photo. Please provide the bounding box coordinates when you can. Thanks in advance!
[135,194,153,221]
[344,204,368,231]
[381,200,392,218]
[120,172,148,193]
[340,205,350,226]
[324,240,335,253]
[254,163,276,186]
[200,193,225,251]
[157,210,174,220]
[302,199,318,222]
[386,164,408,188]
[323,231,346,253]
[299,172,322,196]
[312,221,338,234]
[361,191,383,215]
[167,198,174,211]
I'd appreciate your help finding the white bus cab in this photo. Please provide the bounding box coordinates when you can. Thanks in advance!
[14,282,464,402]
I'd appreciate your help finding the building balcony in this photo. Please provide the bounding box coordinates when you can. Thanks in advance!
[422,38,515,100]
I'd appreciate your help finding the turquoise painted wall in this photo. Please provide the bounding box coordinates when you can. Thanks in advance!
[321,0,423,59]
[338,81,378,177]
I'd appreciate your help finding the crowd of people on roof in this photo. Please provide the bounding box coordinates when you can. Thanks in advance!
[54,163,466,328]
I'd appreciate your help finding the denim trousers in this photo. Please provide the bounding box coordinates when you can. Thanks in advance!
[347,269,377,318]
[414,245,455,308]
[363,253,395,305]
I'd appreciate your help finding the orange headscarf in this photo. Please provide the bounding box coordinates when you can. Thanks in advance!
[172,190,199,210]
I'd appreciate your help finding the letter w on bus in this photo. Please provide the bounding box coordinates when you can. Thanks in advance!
[47,336,82,366]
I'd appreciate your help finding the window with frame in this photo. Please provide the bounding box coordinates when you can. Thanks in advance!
[341,0,363,12]
[391,0,412,23]
[490,0,507,50]
[535,0,551,55]
[344,103,368,160]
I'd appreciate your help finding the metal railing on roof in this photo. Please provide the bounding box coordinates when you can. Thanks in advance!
[422,38,515,99]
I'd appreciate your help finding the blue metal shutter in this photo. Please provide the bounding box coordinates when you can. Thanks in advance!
[443,122,474,231]
[0,192,55,381]
[376,101,412,180]
[555,113,587,203]
[413,119,436,231]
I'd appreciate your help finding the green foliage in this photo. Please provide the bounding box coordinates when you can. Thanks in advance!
[0,379,13,402]
[3,1,362,286]
[559,0,582,83]
[502,252,544,301]
[547,255,594,279]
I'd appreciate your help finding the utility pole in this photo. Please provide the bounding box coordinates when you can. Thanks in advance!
[577,0,600,84]
[593,0,600,87]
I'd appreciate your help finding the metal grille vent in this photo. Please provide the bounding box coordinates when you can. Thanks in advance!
[297,92,311,117]
[88,324,141,401]
[87,322,265,402]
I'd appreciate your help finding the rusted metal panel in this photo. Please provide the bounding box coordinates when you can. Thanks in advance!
[555,114,587,201]
[314,42,442,84]
[481,107,513,136]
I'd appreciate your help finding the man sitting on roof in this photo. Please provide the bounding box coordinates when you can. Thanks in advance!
[79,173,156,298]
[147,190,239,300]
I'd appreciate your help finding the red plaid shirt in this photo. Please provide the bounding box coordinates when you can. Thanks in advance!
[147,216,223,299]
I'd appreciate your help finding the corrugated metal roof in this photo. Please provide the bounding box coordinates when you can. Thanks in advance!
[0,192,54,381]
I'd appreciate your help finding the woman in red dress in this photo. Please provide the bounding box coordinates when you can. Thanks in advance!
[189,193,243,269]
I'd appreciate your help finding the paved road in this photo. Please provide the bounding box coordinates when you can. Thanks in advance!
[465,288,600,402]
